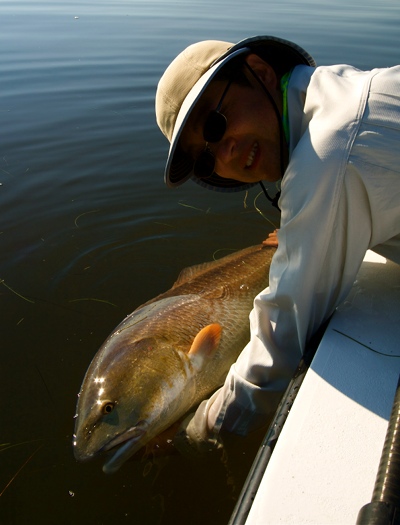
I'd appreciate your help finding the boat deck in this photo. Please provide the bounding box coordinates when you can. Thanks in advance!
[244,251,400,524]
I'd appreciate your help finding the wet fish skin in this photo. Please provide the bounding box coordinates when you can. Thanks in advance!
[73,244,276,473]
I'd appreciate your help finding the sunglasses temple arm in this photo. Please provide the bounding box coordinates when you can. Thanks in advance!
[215,78,234,112]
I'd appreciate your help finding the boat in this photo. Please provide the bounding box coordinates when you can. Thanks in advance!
[229,250,400,524]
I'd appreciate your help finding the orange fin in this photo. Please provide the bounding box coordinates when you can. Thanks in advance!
[188,323,222,361]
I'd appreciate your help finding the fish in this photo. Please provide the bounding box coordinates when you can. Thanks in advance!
[73,243,276,473]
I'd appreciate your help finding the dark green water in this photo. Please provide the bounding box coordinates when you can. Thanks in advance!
[1,0,399,523]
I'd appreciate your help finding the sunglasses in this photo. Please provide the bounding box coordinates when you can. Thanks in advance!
[193,78,234,179]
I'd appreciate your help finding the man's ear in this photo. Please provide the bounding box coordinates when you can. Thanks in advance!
[245,53,278,90]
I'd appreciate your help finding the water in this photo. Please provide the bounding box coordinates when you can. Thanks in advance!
[1,0,399,523]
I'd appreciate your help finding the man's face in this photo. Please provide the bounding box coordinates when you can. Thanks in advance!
[180,55,285,184]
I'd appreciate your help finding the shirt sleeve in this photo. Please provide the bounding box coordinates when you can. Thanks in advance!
[199,65,400,437]
[206,134,376,436]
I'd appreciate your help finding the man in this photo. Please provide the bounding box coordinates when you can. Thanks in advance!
[155,36,400,451]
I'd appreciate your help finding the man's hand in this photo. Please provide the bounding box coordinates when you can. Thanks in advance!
[263,229,279,247]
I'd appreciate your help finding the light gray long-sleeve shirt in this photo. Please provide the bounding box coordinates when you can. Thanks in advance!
[200,63,400,437]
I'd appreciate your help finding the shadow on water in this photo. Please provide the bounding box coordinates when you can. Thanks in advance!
[0,227,270,524]
[0,165,273,524]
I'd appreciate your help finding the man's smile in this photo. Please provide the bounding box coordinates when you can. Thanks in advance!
[245,142,259,169]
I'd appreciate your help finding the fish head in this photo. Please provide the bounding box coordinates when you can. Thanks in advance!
[73,335,195,474]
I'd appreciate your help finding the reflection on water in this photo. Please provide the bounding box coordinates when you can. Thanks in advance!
[1,0,399,523]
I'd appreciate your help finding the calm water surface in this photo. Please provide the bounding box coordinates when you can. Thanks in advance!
[1,0,399,523]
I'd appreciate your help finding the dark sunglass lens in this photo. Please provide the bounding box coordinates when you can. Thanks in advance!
[193,149,215,179]
[203,111,227,143]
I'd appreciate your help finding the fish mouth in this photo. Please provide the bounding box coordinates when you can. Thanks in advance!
[101,422,148,474]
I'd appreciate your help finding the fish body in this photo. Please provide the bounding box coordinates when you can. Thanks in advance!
[73,244,275,473]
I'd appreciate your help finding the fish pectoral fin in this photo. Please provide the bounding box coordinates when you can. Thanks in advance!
[188,323,222,369]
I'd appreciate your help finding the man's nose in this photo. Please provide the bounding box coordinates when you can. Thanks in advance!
[214,136,236,166]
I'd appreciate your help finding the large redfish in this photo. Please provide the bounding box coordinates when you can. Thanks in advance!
[73,244,275,473]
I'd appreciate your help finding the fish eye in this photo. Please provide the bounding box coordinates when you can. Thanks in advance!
[102,402,115,415]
